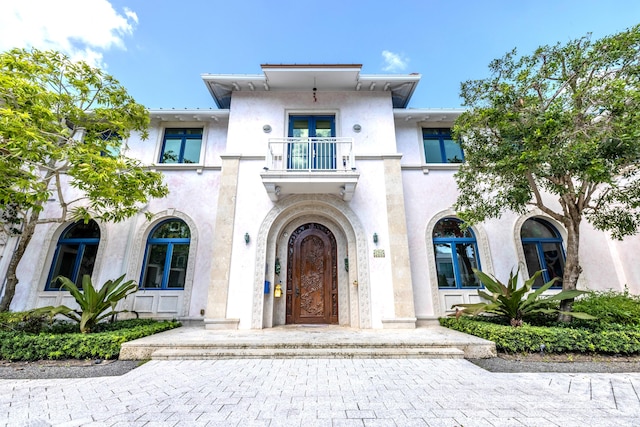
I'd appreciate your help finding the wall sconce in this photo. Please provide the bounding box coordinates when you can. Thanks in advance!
[244,233,250,244]
[353,124,362,133]
[274,283,283,298]
[263,124,272,133]
[373,233,378,244]
[344,258,349,272]
[275,258,281,276]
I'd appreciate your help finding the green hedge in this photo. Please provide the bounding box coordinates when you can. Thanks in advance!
[440,317,640,354]
[572,289,640,327]
[0,319,181,361]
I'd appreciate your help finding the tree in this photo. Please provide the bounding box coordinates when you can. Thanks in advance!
[0,48,169,311]
[453,25,640,320]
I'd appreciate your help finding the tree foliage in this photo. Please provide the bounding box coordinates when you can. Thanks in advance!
[0,48,169,310]
[453,25,640,305]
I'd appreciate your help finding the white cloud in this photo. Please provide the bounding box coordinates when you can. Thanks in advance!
[381,50,409,72]
[0,1,138,68]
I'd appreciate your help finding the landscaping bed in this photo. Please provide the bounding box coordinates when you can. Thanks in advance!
[0,317,181,361]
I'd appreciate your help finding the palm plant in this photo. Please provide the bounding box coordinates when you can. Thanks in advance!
[34,274,137,333]
[452,269,595,326]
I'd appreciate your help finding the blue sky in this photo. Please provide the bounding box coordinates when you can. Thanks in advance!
[2,1,639,109]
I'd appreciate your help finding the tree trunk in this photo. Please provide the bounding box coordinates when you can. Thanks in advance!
[558,217,582,322]
[0,210,40,311]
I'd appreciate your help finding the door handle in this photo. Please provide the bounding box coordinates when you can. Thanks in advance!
[295,287,300,297]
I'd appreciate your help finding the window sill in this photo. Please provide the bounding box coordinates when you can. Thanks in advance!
[422,163,462,174]
[150,163,215,174]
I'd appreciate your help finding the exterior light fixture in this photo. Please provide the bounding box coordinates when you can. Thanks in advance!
[263,124,272,133]
[274,283,283,298]
[344,258,349,272]
[373,233,378,244]
[244,233,250,244]
[353,124,361,132]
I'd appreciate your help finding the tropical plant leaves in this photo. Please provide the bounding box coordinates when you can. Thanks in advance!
[452,268,596,326]
[31,274,137,333]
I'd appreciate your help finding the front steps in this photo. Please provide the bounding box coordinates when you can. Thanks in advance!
[119,325,496,360]
[149,344,465,360]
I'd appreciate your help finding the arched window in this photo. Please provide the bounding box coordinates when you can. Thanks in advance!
[433,218,480,288]
[140,219,190,289]
[46,220,100,290]
[521,218,565,288]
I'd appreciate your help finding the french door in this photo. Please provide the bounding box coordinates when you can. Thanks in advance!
[287,115,336,170]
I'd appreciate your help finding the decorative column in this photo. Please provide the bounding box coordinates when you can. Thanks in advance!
[381,155,416,328]
[204,154,241,329]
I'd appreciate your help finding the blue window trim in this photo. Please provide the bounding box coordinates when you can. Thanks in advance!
[422,128,464,164]
[288,115,336,170]
[433,219,481,289]
[140,220,190,290]
[159,128,203,163]
[522,228,565,288]
[45,224,100,291]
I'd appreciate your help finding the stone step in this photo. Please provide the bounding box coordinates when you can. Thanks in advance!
[150,346,465,360]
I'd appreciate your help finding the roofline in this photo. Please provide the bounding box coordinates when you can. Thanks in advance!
[149,109,229,122]
[393,108,465,123]
[260,63,363,69]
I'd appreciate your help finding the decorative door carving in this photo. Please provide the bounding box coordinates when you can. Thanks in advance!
[286,223,338,324]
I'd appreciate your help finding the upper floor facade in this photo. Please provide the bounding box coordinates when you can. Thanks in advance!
[129,64,466,202]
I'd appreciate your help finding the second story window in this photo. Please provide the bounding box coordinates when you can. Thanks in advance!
[288,116,335,170]
[160,128,203,164]
[423,128,464,164]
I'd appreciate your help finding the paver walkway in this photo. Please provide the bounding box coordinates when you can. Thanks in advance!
[1,358,639,426]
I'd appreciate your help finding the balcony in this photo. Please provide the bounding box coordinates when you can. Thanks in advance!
[260,137,359,202]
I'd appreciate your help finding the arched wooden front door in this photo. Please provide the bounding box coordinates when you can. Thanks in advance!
[286,223,338,324]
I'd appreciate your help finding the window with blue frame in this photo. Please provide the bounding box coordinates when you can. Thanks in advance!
[288,116,335,170]
[433,218,480,288]
[159,128,202,164]
[422,128,464,164]
[46,220,100,290]
[521,218,565,288]
[98,129,121,158]
[140,220,191,290]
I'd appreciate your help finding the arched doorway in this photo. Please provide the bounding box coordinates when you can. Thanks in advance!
[286,223,338,324]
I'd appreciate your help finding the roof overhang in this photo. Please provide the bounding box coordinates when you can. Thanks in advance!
[202,64,420,109]
[393,108,465,123]
[148,109,229,123]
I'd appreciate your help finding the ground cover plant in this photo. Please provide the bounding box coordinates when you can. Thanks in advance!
[0,316,180,361]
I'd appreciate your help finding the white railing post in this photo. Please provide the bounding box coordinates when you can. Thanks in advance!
[265,145,273,170]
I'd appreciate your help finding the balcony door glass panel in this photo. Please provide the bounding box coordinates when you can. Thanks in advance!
[288,116,335,170]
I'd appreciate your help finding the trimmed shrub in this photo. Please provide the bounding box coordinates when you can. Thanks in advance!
[440,317,640,354]
[0,319,180,361]
[572,288,640,327]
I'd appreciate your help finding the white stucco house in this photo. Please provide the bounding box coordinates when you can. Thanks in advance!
[2,63,639,329]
